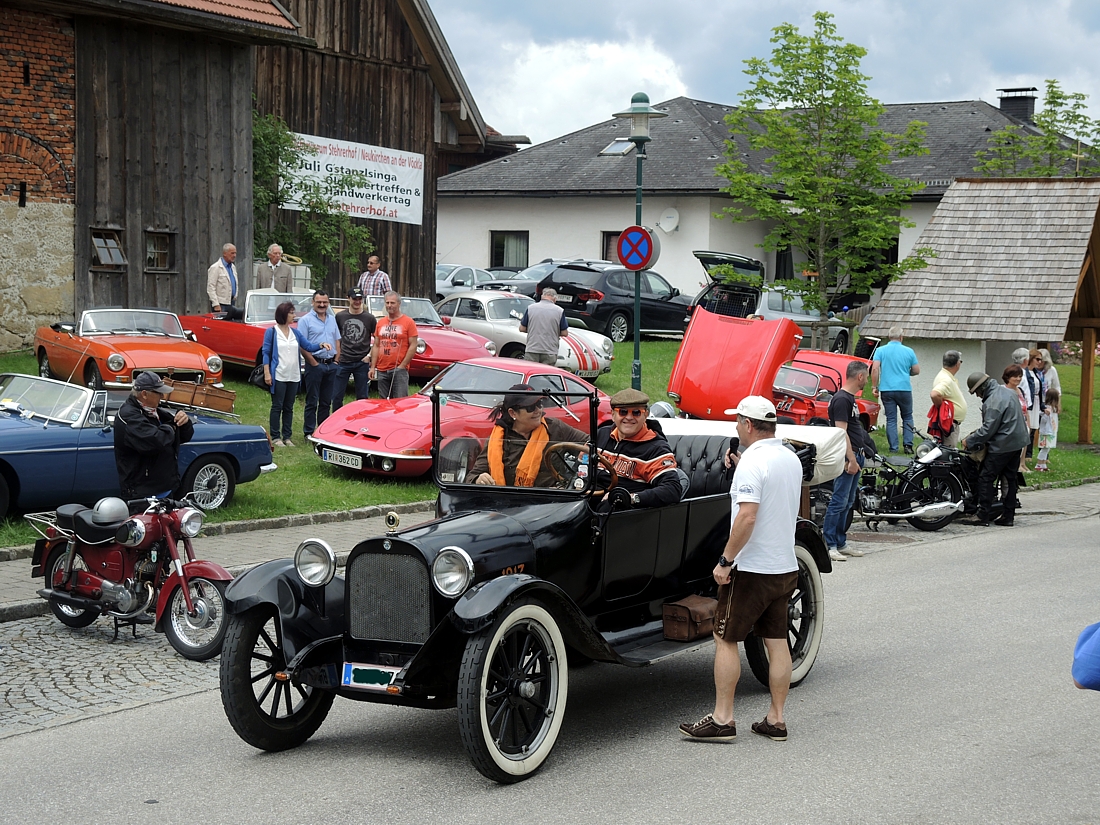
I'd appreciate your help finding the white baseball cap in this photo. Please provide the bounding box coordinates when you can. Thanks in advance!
[726,395,777,422]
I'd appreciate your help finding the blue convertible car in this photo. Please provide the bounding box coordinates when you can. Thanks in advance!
[0,373,275,518]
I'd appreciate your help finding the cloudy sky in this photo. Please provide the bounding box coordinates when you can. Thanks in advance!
[430,0,1100,146]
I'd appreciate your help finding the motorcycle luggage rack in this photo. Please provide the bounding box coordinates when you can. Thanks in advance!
[24,511,74,542]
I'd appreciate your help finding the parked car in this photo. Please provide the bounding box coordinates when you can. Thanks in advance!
[35,308,225,389]
[219,382,834,784]
[363,296,497,380]
[690,251,850,352]
[535,262,692,342]
[435,264,496,301]
[668,314,879,430]
[479,259,614,298]
[435,291,613,380]
[179,289,315,369]
[0,373,274,517]
[307,357,611,478]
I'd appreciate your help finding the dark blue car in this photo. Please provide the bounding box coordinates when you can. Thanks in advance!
[0,373,274,518]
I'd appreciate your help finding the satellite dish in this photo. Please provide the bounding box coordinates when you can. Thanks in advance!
[657,207,679,233]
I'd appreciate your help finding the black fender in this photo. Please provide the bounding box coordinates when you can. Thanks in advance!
[451,574,624,663]
[223,559,346,663]
[796,517,831,574]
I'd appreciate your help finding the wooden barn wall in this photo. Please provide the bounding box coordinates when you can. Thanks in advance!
[75,18,253,315]
[254,0,439,300]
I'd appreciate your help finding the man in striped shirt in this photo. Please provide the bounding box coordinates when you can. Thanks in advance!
[357,254,392,295]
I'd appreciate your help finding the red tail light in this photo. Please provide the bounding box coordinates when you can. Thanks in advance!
[575,289,604,302]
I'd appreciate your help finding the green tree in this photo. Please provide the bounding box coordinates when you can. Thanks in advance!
[975,80,1100,177]
[717,11,931,321]
[252,109,374,285]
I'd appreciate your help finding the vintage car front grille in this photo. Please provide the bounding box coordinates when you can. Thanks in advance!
[346,551,432,643]
[136,369,206,384]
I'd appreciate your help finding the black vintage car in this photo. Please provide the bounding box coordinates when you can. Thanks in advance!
[218,386,830,783]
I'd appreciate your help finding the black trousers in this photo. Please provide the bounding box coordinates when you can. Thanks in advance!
[977,450,1018,522]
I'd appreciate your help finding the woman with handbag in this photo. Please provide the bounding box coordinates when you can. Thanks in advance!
[261,301,331,447]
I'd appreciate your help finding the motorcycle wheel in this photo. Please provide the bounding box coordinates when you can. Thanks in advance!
[903,469,964,532]
[163,577,228,661]
[43,545,98,628]
[744,543,824,689]
[220,607,334,752]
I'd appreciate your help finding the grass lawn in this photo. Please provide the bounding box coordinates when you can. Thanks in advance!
[2,344,1097,545]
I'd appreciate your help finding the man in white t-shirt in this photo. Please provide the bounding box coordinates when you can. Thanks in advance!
[680,396,803,743]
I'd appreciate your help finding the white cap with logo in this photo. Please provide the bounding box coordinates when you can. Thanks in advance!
[725,395,777,421]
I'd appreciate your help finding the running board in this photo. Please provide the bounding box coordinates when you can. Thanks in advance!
[604,620,715,666]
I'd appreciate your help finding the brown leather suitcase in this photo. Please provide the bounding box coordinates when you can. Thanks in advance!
[662,595,717,642]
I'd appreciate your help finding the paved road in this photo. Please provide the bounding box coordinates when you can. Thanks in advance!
[0,489,1098,823]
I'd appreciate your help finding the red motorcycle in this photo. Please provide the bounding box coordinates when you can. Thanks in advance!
[28,495,232,661]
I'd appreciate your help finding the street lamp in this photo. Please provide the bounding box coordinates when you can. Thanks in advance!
[614,92,666,390]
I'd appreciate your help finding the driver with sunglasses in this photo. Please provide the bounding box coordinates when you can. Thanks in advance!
[595,388,683,508]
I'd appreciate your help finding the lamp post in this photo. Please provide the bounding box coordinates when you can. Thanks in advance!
[614,92,666,390]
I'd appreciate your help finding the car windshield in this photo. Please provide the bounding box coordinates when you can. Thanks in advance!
[0,374,90,423]
[400,298,443,325]
[433,385,598,492]
[774,365,822,398]
[436,265,458,280]
[80,309,185,337]
[486,295,533,320]
[421,362,527,409]
[245,292,314,324]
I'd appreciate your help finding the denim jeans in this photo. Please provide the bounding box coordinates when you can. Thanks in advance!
[269,380,298,440]
[880,390,914,451]
[823,454,864,550]
[332,360,371,410]
[376,367,410,399]
[302,361,337,436]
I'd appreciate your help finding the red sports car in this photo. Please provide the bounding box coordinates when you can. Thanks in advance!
[667,314,880,430]
[309,357,612,477]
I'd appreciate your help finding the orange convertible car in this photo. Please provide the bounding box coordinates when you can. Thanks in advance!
[34,308,224,389]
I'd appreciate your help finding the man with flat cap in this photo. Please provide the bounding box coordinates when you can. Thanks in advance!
[961,371,1029,526]
[114,371,195,499]
[595,388,682,507]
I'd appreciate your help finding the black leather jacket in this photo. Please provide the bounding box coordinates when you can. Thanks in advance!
[113,395,195,498]
[966,380,1029,454]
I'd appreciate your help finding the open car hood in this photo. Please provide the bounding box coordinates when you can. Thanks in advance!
[668,315,802,420]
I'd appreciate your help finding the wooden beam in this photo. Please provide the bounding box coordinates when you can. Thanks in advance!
[1080,326,1096,444]
[1067,318,1100,328]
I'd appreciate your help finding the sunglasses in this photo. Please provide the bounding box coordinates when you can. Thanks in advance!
[614,407,647,418]
[515,402,544,413]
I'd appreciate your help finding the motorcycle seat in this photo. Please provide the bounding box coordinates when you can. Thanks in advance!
[883,455,912,468]
[55,503,89,532]
[73,509,125,544]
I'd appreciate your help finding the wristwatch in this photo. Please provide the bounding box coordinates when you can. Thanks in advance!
[630,493,641,506]
[717,556,735,568]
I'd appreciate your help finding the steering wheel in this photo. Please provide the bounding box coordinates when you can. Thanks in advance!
[542,441,618,494]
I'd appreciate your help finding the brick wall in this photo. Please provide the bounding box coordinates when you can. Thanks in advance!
[0,8,76,204]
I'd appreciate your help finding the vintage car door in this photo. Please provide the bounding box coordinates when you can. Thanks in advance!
[600,503,691,602]
[71,391,122,502]
[44,325,85,380]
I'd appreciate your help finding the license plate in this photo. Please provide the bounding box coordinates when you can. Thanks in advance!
[342,662,401,691]
[322,448,362,469]
[576,370,599,378]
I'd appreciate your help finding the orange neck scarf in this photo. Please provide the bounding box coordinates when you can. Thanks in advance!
[489,422,549,486]
[611,425,656,443]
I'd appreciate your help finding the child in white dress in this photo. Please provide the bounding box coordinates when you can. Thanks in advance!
[1036,387,1060,472]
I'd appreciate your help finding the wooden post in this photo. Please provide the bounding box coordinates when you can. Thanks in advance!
[1080,326,1096,444]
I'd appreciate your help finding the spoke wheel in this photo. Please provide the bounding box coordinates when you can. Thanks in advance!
[220,607,334,751]
[744,543,824,688]
[458,600,568,783]
[607,312,630,343]
[44,545,99,628]
[84,361,104,390]
[181,456,235,510]
[163,577,228,660]
[37,349,53,379]
[903,469,964,531]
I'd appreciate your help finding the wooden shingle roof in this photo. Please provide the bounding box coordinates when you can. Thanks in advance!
[861,178,1100,341]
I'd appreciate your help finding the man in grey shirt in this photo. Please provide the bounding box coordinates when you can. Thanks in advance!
[520,288,568,364]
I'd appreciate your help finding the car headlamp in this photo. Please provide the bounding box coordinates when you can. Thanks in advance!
[178,508,204,537]
[106,354,125,372]
[484,341,497,356]
[207,355,223,373]
[601,339,614,356]
[115,518,146,547]
[416,339,427,355]
[294,539,336,587]
[431,546,474,597]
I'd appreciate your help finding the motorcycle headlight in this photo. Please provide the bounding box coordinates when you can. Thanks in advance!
[431,546,474,598]
[207,355,223,373]
[115,518,146,547]
[295,539,336,587]
[416,339,427,355]
[484,340,497,356]
[602,338,614,356]
[106,353,125,372]
[178,508,204,537]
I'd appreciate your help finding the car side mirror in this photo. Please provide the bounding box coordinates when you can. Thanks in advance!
[671,288,680,297]
[183,330,196,341]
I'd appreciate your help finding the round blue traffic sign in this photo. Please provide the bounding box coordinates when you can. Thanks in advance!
[616,225,660,271]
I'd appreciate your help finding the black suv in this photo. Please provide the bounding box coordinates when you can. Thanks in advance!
[536,263,692,342]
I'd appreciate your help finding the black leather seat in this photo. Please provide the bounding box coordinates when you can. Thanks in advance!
[55,503,88,532]
[73,509,125,544]
[666,434,734,499]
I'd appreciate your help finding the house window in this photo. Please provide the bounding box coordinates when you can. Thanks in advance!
[91,229,126,270]
[603,232,621,264]
[490,231,529,268]
[145,232,174,271]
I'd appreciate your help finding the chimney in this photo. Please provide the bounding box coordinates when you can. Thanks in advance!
[997,87,1038,123]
